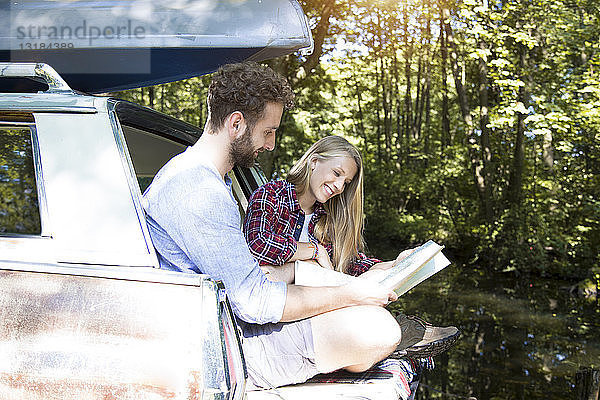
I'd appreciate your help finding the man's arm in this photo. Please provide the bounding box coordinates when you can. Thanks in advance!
[280,279,397,322]
[260,261,397,322]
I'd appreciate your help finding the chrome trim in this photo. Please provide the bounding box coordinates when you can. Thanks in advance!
[229,171,249,212]
[0,62,73,93]
[290,0,314,56]
[29,123,52,237]
[234,167,253,197]
[0,233,52,240]
[107,103,159,265]
[0,259,207,286]
[0,106,97,113]
[220,290,248,400]
[217,288,232,397]
[250,166,268,186]
[0,121,33,126]
[200,281,229,398]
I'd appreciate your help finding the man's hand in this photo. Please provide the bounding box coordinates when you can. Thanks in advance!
[342,278,398,307]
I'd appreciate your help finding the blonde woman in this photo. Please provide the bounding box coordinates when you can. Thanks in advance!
[243,135,407,277]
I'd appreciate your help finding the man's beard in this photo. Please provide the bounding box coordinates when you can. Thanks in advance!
[230,127,257,168]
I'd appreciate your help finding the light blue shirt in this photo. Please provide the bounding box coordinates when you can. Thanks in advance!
[142,145,287,324]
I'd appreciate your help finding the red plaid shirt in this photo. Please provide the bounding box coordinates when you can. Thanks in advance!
[243,180,380,276]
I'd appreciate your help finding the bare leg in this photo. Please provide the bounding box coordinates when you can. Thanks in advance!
[310,305,401,373]
[261,262,295,284]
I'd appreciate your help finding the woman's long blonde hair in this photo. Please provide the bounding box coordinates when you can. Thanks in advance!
[287,136,365,273]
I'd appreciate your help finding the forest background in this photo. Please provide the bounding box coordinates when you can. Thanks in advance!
[115,0,599,289]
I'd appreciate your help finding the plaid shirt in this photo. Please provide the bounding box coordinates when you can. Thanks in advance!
[243,180,380,276]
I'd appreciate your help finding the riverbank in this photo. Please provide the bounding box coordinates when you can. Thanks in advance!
[388,267,600,399]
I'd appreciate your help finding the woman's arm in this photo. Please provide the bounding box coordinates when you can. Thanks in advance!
[289,242,334,269]
[346,248,416,276]
[243,184,298,265]
[345,251,382,276]
[243,183,333,269]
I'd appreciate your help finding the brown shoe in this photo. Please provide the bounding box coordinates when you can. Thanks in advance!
[391,314,460,359]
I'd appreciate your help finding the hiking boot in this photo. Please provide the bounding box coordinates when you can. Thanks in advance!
[391,314,460,359]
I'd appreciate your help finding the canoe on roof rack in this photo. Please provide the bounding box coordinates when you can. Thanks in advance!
[0,0,313,93]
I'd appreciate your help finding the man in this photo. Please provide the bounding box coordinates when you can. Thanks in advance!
[143,62,455,389]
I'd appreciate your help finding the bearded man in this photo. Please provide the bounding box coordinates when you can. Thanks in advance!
[142,62,405,390]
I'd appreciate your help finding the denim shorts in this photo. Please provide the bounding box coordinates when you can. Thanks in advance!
[237,318,319,390]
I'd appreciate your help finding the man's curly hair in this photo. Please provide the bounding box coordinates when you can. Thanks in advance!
[206,62,294,133]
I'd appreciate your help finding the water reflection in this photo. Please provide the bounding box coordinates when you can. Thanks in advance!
[389,267,600,399]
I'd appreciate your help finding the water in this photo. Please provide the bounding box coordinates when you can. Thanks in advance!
[388,267,600,399]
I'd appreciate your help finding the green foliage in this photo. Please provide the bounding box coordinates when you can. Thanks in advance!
[111,0,599,281]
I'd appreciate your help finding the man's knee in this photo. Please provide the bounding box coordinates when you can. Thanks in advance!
[321,305,400,350]
[336,306,401,371]
[311,306,401,373]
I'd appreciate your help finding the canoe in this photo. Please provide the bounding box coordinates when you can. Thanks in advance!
[0,0,312,93]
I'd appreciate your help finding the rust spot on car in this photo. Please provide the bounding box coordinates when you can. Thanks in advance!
[187,371,204,399]
[0,373,177,399]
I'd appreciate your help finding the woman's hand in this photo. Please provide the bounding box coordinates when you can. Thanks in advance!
[369,246,419,272]
[394,247,417,264]
[316,243,334,270]
[261,263,295,284]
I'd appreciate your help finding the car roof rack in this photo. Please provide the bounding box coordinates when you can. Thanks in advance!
[0,63,73,94]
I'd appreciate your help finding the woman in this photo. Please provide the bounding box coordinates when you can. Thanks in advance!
[243,135,408,278]
[243,136,460,359]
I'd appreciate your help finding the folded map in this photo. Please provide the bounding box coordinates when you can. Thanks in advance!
[294,240,451,298]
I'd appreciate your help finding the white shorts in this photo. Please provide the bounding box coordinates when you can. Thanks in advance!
[237,318,319,390]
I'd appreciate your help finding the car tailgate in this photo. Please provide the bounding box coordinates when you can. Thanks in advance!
[0,265,242,399]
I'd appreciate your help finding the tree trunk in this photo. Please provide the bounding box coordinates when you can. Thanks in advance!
[543,130,554,172]
[478,20,494,222]
[403,4,413,145]
[353,74,368,150]
[576,368,600,400]
[413,53,424,141]
[160,85,165,112]
[423,6,432,158]
[301,0,336,73]
[440,13,450,149]
[507,42,529,207]
[382,57,392,154]
[148,86,155,108]
[443,8,488,218]
[394,54,403,162]
[375,55,382,160]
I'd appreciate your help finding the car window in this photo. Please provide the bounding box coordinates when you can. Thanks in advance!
[0,124,42,235]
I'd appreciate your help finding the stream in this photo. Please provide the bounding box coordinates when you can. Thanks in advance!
[388,267,600,399]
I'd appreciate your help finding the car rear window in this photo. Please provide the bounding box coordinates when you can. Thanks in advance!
[0,124,42,235]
